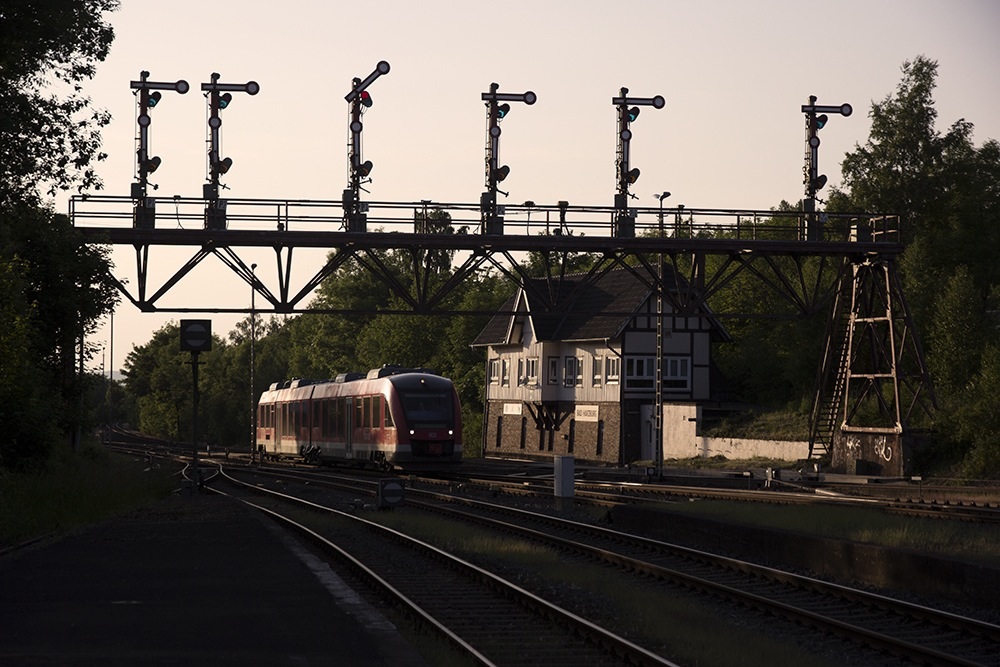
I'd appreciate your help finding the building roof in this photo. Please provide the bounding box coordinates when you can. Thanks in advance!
[472,268,727,347]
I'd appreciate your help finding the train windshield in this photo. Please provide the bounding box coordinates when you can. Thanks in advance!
[400,391,452,428]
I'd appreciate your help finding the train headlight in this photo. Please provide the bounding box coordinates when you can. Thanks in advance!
[448,430,454,436]
[409,429,415,436]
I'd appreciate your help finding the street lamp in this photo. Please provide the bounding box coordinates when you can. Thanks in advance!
[250,263,257,461]
[654,192,671,237]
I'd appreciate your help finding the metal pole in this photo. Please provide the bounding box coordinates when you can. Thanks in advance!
[191,350,201,488]
[654,192,669,480]
[250,263,257,459]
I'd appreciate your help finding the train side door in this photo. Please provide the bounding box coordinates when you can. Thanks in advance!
[345,397,354,458]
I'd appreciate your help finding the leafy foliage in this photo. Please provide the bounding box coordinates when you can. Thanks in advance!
[835,57,1000,475]
[0,204,119,468]
[0,0,118,205]
[0,0,120,469]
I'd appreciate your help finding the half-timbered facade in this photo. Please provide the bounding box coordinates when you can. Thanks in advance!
[472,269,729,465]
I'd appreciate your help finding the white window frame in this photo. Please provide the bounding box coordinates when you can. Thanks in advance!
[564,356,583,387]
[547,356,559,385]
[488,358,500,385]
[625,356,655,389]
[592,355,603,387]
[663,356,691,391]
[605,356,620,384]
[526,357,539,386]
[501,358,510,386]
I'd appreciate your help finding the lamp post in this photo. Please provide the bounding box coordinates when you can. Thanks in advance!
[654,191,670,237]
[250,263,257,460]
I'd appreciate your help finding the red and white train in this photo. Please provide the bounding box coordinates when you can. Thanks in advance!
[255,366,462,469]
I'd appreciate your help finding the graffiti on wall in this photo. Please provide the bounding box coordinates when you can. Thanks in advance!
[845,434,861,458]
[873,435,892,462]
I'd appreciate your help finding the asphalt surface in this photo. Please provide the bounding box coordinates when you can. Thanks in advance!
[0,493,430,666]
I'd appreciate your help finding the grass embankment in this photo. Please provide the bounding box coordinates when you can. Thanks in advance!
[658,499,1000,565]
[0,444,177,549]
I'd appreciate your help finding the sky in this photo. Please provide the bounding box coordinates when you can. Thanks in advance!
[59,0,1000,375]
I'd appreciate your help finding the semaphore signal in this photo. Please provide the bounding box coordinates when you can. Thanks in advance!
[480,83,536,235]
[201,73,260,230]
[612,87,665,237]
[129,71,189,228]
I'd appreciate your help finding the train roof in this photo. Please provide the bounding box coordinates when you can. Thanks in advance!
[260,369,452,403]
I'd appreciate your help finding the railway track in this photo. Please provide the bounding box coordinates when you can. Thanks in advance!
[106,432,1000,524]
[216,464,1000,666]
[208,464,677,667]
[437,466,1000,524]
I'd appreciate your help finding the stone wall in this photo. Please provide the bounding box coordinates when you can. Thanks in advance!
[482,400,623,465]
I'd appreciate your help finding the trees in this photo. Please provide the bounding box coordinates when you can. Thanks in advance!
[0,0,120,468]
[837,56,1000,476]
[0,204,119,468]
[0,0,117,206]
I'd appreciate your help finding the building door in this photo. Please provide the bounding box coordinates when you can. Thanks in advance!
[640,404,655,462]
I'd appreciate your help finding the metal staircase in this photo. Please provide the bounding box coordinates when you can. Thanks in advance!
[808,260,852,459]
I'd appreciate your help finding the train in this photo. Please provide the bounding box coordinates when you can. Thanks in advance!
[255,366,462,470]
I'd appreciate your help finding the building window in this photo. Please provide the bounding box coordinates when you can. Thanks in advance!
[495,415,503,449]
[592,356,603,387]
[564,356,583,387]
[489,358,500,385]
[568,419,576,453]
[664,356,691,391]
[625,356,655,389]
[501,358,510,387]
[520,417,527,449]
[606,356,620,384]
[597,420,605,456]
[547,357,559,385]
[526,357,539,385]
[517,358,524,385]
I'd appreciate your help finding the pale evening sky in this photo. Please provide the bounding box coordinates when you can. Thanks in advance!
[59,0,1000,374]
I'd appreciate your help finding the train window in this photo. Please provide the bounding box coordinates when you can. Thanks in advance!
[400,391,452,428]
[383,397,394,428]
[355,399,363,431]
[363,396,372,428]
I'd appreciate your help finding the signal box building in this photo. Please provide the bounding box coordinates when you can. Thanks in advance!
[472,268,730,465]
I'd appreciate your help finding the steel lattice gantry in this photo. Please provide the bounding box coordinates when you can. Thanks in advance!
[72,195,934,462]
